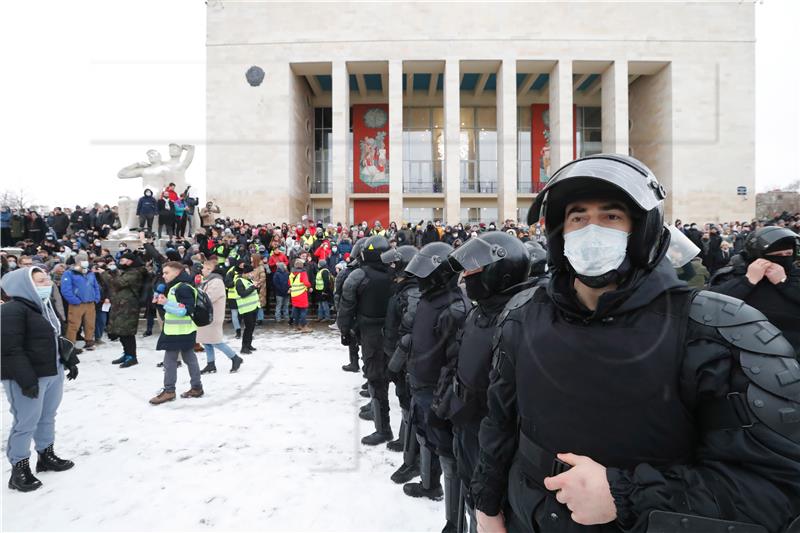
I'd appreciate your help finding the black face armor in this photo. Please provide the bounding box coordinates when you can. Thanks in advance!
[448,232,530,301]
[528,154,669,288]
[381,245,418,279]
[744,226,799,276]
[405,242,456,294]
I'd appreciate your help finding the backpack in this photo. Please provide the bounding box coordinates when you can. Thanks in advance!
[177,282,214,327]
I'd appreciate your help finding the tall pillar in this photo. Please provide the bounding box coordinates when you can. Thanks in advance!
[389,60,403,224]
[331,61,350,224]
[497,58,517,223]
[601,60,629,155]
[444,58,461,224]
[549,59,574,170]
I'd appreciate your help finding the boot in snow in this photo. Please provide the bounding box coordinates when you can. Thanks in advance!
[8,459,42,492]
[230,355,243,373]
[36,444,74,473]
[200,362,217,374]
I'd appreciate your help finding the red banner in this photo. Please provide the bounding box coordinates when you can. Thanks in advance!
[352,104,390,193]
[353,199,389,227]
[530,104,577,192]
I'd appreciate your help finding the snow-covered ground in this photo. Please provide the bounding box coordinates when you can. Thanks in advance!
[1,324,444,531]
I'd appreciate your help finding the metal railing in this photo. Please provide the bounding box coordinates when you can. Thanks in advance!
[311,179,331,194]
[403,178,443,193]
[460,179,497,194]
[517,180,547,194]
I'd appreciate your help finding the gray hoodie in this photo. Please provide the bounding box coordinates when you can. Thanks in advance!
[1,267,62,339]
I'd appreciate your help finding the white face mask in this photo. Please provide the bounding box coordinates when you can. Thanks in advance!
[563,224,629,277]
[80,261,90,269]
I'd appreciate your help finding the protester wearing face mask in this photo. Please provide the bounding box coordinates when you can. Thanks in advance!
[471,154,800,533]
[708,226,800,354]
[1,266,79,492]
[59,254,101,351]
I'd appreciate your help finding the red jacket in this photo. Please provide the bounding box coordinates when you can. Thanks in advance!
[288,270,311,308]
[268,252,289,273]
[314,241,332,261]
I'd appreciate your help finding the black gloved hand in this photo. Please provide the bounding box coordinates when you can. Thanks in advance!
[21,384,39,399]
[340,333,352,346]
[66,365,79,381]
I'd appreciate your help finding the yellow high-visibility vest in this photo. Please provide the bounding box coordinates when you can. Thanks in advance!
[163,284,198,336]
[289,272,308,298]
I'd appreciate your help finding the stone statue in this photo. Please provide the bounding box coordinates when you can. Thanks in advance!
[112,144,196,238]
[118,143,194,192]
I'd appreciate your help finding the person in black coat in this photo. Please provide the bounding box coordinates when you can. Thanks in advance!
[149,262,203,404]
[1,267,79,492]
[156,193,175,239]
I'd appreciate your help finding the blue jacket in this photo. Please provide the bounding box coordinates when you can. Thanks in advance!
[272,269,290,297]
[60,269,101,306]
[136,194,158,217]
[0,210,10,229]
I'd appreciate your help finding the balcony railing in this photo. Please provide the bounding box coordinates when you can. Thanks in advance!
[517,180,547,194]
[404,179,443,193]
[460,179,497,194]
[310,178,331,194]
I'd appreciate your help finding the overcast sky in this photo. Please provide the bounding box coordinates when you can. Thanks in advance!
[1,0,797,209]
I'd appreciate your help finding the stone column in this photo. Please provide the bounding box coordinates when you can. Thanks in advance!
[602,60,629,155]
[497,58,517,223]
[389,60,403,223]
[444,58,461,224]
[331,61,350,224]
[549,59,574,170]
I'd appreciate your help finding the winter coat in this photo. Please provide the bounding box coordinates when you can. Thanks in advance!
[196,272,226,345]
[157,199,174,223]
[272,269,289,298]
[200,205,220,227]
[155,271,197,351]
[1,268,66,389]
[267,251,289,273]
[97,209,115,228]
[422,225,440,245]
[60,268,101,306]
[10,215,26,239]
[102,265,144,337]
[251,265,268,307]
[50,213,70,235]
[136,193,158,217]
[288,270,311,308]
[0,209,10,229]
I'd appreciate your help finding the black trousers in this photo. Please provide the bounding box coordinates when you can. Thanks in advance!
[391,368,412,411]
[120,334,137,356]
[361,327,389,417]
[240,310,256,349]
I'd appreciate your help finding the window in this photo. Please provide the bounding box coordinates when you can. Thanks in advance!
[517,206,529,224]
[460,207,498,224]
[460,108,497,193]
[576,107,602,157]
[402,207,443,224]
[517,107,532,193]
[403,107,444,193]
[312,207,331,225]
[313,108,332,193]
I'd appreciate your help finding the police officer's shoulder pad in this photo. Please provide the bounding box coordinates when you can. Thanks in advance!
[689,291,767,328]
[505,286,539,312]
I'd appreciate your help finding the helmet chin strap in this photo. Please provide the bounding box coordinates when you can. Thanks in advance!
[573,256,632,289]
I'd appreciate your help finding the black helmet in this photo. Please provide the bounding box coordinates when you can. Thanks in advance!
[381,245,418,274]
[361,235,390,264]
[744,227,799,261]
[524,240,548,277]
[448,232,529,298]
[528,154,667,276]
[350,237,367,266]
[406,242,455,293]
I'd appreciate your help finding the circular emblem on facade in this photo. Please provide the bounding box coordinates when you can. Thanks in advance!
[245,66,265,87]
[363,107,387,129]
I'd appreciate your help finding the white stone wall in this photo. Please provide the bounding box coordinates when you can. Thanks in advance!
[207,0,755,224]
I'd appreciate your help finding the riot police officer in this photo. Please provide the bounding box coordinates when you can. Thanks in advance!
[437,231,532,533]
[382,245,422,483]
[708,226,800,354]
[336,235,394,445]
[402,242,471,528]
[470,154,800,533]
[335,237,366,373]
[524,239,549,283]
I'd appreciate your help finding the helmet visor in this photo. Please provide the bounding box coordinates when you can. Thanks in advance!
[447,237,504,273]
[406,252,447,279]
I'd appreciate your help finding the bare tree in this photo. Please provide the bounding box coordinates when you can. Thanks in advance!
[0,189,31,211]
